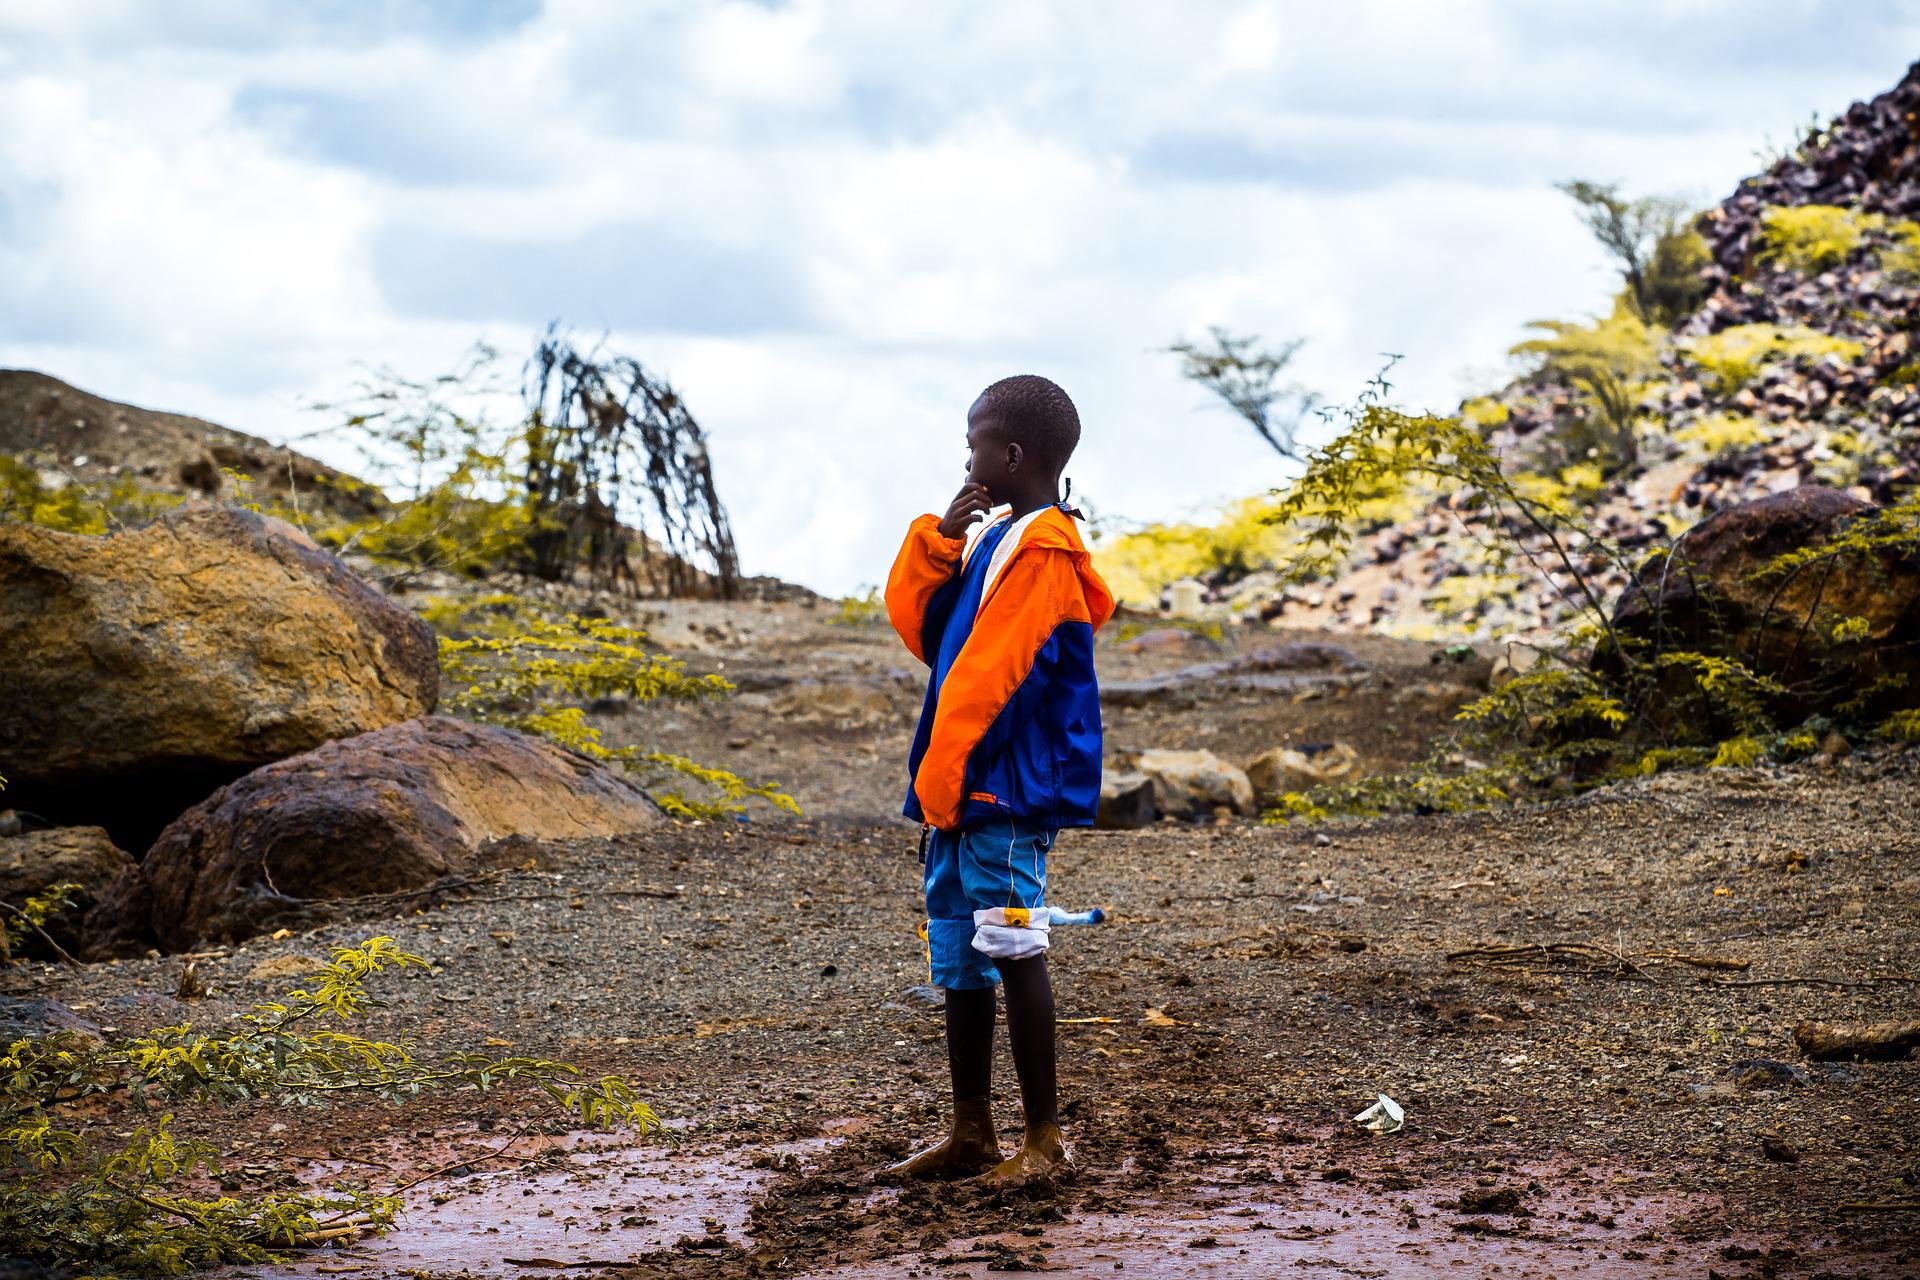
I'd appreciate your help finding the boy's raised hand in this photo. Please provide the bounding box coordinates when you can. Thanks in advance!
[938,482,993,540]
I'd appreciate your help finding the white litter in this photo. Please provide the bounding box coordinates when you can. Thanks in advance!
[1351,1093,1405,1135]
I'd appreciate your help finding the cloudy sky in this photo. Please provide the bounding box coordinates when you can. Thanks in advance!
[2,2,1915,593]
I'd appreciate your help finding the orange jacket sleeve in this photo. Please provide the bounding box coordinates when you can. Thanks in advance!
[913,546,1100,829]
[885,514,965,665]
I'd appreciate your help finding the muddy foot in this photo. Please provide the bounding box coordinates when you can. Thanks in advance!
[888,1099,1001,1180]
[976,1124,1072,1187]
[888,1131,1002,1180]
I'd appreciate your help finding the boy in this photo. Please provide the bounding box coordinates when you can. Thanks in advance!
[883,374,1114,1184]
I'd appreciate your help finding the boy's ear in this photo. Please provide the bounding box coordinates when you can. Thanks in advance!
[1005,441,1023,473]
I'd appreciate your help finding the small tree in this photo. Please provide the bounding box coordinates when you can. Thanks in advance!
[524,331,741,598]
[1168,327,1319,461]
[1257,367,1920,820]
[1558,180,1708,327]
[310,332,743,597]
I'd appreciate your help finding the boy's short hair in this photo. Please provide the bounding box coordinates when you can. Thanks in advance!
[977,375,1080,477]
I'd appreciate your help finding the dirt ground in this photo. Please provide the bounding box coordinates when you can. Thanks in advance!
[10,603,1919,1277]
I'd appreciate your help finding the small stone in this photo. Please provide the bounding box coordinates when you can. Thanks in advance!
[1096,771,1158,830]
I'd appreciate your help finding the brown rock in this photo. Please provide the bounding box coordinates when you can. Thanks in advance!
[245,954,326,984]
[1792,1019,1920,1062]
[85,716,661,953]
[1095,771,1157,830]
[1602,487,1920,722]
[769,679,900,730]
[1245,743,1358,800]
[0,369,382,519]
[0,506,439,849]
[0,826,135,953]
[1133,749,1253,819]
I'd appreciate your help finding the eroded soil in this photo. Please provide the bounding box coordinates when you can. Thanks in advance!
[12,605,1918,1277]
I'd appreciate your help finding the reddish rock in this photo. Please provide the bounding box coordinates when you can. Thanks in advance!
[85,717,662,954]
[1602,487,1920,722]
[0,826,135,955]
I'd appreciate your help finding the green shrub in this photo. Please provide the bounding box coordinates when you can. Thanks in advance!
[1674,412,1772,455]
[0,938,654,1276]
[1679,324,1863,392]
[0,457,184,534]
[1250,370,1920,823]
[1509,297,1662,473]
[1754,204,1920,281]
[432,601,798,820]
[1759,205,1876,273]
[827,587,884,627]
[1556,181,1707,326]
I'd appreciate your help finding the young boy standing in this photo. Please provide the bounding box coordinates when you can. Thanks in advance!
[883,374,1114,1183]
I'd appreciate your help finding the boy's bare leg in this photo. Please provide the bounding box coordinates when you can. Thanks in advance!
[979,953,1070,1183]
[889,986,1001,1178]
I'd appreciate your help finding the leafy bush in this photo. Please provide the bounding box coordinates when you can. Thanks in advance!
[1092,495,1302,609]
[0,456,183,534]
[0,882,80,965]
[1758,204,1920,279]
[1253,374,1920,822]
[1509,297,1662,474]
[1881,220,1920,281]
[1679,323,1864,392]
[1673,412,1772,455]
[0,937,655,1276]
[827,587,885,627]
[1759,204,1877,273]
[432,599,798,820]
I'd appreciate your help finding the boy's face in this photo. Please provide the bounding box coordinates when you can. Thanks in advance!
[964,396,1013,503]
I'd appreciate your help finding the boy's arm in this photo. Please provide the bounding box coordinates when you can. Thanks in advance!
[885,484,992,663]
[913,547,1101,829]
[884,515,966,664]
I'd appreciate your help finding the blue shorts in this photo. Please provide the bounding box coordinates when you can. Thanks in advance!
[921,816,1054,990]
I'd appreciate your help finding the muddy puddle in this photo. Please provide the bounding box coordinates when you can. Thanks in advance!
[220,1125,821,1279]
[226,1131,1865,1279]
[815,1173,1826,1279]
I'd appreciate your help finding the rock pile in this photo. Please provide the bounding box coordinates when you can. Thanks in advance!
[1165,62,1920,647]
[0,501,667,955]
[1699,65,1920,278]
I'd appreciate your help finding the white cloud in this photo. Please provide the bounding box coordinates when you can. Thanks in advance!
[2,3,1917,593]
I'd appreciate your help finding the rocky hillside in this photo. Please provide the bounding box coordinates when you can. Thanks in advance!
[0,368,383,522]
[1158,61,1920,644]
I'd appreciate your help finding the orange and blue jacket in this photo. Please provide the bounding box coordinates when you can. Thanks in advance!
[885,503,1115,832]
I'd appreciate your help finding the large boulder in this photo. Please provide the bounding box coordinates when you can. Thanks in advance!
[1132,749,1254,820]
[85,716,663,953]
[0,826,135,955]
[1602,487,1920,722]
[0,506,439,849]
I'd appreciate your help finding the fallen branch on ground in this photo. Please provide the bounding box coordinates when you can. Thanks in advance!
[0,901,80,967]
[1713,974,1919,990]
[1446,942,1656,982]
